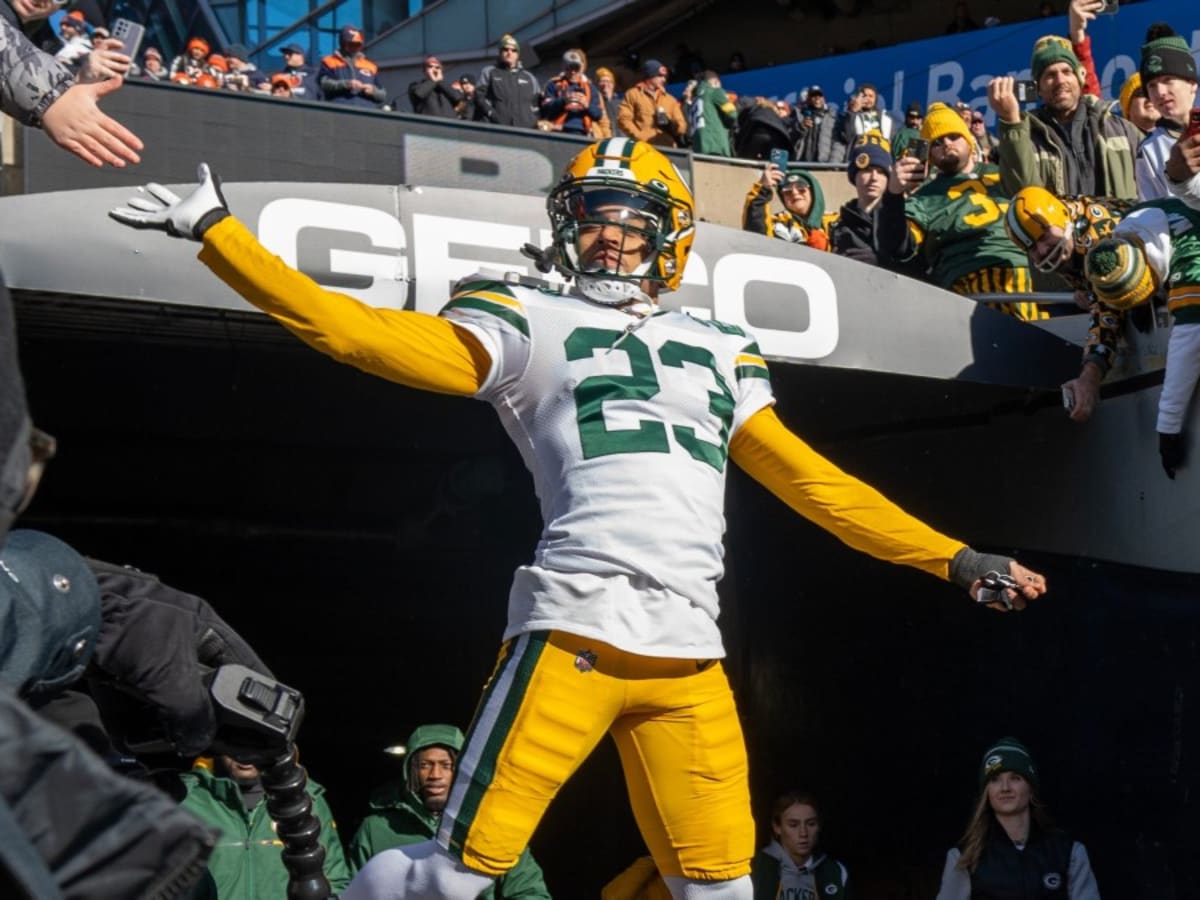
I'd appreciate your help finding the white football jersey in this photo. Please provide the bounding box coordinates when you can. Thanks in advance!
[441,276,775,658]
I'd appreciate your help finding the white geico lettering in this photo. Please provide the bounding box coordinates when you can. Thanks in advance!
[710,254,839,360]
[257,199,407,309]
[254,198,837,359]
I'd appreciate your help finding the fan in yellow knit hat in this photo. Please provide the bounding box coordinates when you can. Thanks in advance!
[920,101,975,151]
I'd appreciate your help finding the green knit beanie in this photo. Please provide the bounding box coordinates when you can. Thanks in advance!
[1140,35,1198,86]
[1030,35,1084,85]
[979,736,1039,789]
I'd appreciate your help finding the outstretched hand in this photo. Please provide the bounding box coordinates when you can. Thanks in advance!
[109,162,230,240]
[41,77,143,168]
[970,560,1047,611]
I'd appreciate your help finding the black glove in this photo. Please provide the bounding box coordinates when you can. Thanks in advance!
[1159,431,1184,479]
[948,547,1015,592]
[87,559,271,756]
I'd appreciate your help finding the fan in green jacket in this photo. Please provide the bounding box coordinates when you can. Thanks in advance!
[180,755,352,899]
[348,723,552,899]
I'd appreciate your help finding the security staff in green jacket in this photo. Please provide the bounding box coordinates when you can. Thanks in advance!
[180,754,352,899]
[348,723,552,899]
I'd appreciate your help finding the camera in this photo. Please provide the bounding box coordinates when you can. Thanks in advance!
[207,664,305,763]
[1015,80,1037,103]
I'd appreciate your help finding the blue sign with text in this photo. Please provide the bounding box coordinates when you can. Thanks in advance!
[719,0,1198,127]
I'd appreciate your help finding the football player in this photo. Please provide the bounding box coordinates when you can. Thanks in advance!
[1005,185,1134,422]
[110,139,1047,900]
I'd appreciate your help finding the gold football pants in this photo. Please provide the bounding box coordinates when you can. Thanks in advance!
[436,630,754,881]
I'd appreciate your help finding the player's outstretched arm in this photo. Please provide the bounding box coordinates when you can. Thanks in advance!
[729,406,1047,610]
[109,164,490,396]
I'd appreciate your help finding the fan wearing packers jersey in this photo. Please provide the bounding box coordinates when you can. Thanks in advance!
[1005,186,1135,422]
[109,139,1047,900]
[1085,198,1200,478]
[879,102,1043,321]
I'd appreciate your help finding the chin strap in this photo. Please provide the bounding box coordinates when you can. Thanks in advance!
[576,274,655,308]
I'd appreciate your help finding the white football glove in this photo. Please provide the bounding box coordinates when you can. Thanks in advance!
[109,162,230,241]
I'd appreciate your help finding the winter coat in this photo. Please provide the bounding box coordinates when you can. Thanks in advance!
[997,94,1140,199]
[0,14,73,125]
[347,723,551,898]
[0,530,217,900]
[410,77,464,118]
[617,82,687,147]
[180,763,351,899]
[476,62,539,128]
[793,106,841,163]
[750,842,854,900]
[319,50,387,108]
[540,73,603,135]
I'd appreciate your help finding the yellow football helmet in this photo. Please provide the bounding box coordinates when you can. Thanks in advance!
[1005,185,1072,272]
[547,138,695,303]
[1085,237,1157,311]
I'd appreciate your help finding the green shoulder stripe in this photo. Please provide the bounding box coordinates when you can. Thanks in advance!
[734,342,770,380]
[452,279,516,299]
[442,293,530,338]
[698,318,749,337]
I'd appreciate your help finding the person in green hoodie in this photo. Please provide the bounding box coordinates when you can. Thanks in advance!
[742,161,830,250]
[348,724,551,899]
[180,754,351,899]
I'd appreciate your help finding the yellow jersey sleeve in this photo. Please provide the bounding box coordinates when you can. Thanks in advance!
[198,217,490,396]
[729,406,966,580]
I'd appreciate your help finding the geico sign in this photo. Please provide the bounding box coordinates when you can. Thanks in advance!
[257,198,838,361]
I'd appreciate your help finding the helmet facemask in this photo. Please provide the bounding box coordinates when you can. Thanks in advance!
[1033,228,1071,273]
[547,145,696,303]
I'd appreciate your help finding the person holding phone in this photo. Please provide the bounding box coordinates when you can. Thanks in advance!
[1133,25,1198,200]
[878,102,1043,319]
[742,155,830,250]
[987,3,1140,200]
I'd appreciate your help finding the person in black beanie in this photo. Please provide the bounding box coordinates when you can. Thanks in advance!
[935,737,1101,900]
[830,136,893,266]
[1134,24,1199,200]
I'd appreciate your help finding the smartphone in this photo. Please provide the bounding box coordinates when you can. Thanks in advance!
[1098,0,1118,14]
[769,148,789,168]
[1015,80,1038,103]
[908,138,929,164]
[111,18,145,60]
[1187,108,1200,138]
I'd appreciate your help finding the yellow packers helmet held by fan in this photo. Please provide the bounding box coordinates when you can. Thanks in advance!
[547,138,695,303]
[1005,185,1072,273]
[1085,237,1157,311]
